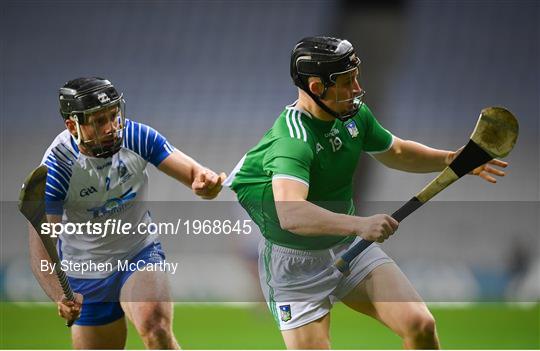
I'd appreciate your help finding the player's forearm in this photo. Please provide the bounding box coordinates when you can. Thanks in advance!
[28,225,64,302]
[276,200,355,237]
[382,139,451,173]
[158,149,204,187]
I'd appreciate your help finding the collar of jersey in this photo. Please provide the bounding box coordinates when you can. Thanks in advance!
[286,100,338,128]
[286,100,314,119]
[286,101,340,133]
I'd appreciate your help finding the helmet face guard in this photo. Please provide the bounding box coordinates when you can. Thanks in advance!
[291,37,365,121]
[59,77,126,158]
[327,66,365,120]
[71,98,126,158]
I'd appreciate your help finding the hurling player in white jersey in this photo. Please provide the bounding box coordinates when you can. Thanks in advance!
[29,77,226,349]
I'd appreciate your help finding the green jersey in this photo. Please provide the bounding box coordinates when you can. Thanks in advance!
[229,103,393,250]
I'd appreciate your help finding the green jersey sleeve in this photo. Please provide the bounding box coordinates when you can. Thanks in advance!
[263,137,314,185]
[359,104,394,153]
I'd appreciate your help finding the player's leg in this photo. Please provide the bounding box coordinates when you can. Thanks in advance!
[341,262,440,349]
[120,269,179,349]
[281,313,331,349]
[259,240,339,349]
[71,317,127,349]
[67,276,129,349]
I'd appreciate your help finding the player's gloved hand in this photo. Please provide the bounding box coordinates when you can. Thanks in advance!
[57,292,83,323]
[355,214,399,243]
[447,147,508,183]
[192,169,227,199]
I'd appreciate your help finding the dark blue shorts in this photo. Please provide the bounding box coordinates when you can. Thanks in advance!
[67,242,165,326]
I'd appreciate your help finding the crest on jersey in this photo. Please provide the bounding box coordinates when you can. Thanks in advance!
[279,305,292,322]
[118,159,127,177]
[117,159,132,184]
[345,120,359,138]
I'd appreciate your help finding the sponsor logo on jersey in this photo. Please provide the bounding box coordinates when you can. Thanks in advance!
[324,128,340,138]
[86,187,137,218]
[279,305,292,322]
[316,143,324,153]
[345,120,359,138]
[80,186,98,197]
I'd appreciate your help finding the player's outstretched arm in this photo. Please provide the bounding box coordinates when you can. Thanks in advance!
[372,136,451,173]
[273,179,398,242]
[157,149,226,199]
[373,137,507,182]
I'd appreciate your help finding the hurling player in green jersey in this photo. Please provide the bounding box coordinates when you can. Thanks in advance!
[226,36,507,349]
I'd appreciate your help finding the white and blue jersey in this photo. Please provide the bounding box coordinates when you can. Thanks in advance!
[41,119,174,278]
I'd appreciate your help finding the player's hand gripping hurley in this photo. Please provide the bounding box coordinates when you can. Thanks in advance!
[19,165,78,327]
[335,107,519,275]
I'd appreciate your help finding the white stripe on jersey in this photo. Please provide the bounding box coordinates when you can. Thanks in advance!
[290,111,302,140]
[47,156,72,175]
[285,109,295,138]
[164,142,173,154]
[46,182,64,194]
[130,120,135,150]
[61,143,77,158]
[53,146,74,164]
[296,111,307,142]
[272,174,309,188]
[47,173,68,193]
[150,129,158,156]
[366,134,395,155]
[48,166,70,185]
[51,149,73,166]
[138,122,142,155]
[144,124,150,157]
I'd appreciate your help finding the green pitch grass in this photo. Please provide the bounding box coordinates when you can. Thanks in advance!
[1,302,538,349]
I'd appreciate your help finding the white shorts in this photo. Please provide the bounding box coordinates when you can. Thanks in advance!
[258,237,393,330]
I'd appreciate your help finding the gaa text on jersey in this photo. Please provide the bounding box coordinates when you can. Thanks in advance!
[80,186,98,197]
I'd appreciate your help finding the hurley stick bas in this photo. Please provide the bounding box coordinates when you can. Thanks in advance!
[335,107,519,275]
[18,164,77,327]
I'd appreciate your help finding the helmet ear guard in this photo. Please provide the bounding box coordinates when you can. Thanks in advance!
[290,36,363,121]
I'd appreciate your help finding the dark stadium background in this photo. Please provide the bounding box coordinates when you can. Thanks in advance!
[1,0,538,348]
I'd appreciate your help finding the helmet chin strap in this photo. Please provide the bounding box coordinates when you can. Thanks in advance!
[71,115,83,145]
[301,83,360,122]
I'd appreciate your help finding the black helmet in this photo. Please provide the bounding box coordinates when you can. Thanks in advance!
[59,77,125,158]
[290,36,363,121]
[59,77,121,122]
